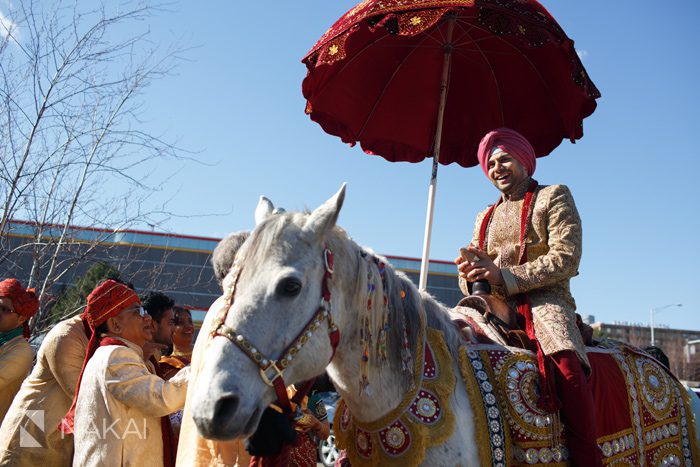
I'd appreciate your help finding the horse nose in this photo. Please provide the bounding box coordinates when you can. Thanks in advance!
[214,394,240,423]
[193,393,240,439]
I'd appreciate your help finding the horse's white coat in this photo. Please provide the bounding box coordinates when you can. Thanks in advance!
[190,185,480,465]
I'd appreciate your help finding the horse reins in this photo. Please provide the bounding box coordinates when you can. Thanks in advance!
[211,247,340,415]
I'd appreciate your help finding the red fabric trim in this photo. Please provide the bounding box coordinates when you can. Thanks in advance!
[478,202,499,251]
[150,355,176,467]
[249,444,292,467]
[329,328,340,359]
[100,336,128,347]
[273,377,292,415]
[59,332,101,434]
[551,351,601,465]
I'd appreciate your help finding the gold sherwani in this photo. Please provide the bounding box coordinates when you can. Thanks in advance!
[0,335,33,424]
[460,181,588,368]
[176,296,251,467]
[73,337,189,467]
[0,316,87,466]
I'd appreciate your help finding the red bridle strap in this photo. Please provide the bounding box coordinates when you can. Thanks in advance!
[212,246,340,415]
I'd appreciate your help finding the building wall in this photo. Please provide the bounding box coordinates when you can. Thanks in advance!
[1,220,463,319]
[592,322,700,381]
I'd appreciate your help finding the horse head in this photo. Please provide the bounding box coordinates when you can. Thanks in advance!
[190,185,348,440]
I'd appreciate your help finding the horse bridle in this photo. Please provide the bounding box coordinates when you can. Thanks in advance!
[210,247,340,414]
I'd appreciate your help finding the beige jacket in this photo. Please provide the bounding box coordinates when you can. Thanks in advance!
[0,316,87,466]
[73,337,189,467]
[176,296,251,467]
[460,182,588,367]
[0,335,34,424]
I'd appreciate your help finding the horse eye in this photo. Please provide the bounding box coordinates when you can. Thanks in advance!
[277,277,302,297]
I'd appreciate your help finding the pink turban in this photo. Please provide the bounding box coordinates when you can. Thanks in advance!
[477,128,536,177]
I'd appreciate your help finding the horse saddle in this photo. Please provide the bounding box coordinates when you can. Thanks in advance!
[452,280,594,349]
[456,294,532,349]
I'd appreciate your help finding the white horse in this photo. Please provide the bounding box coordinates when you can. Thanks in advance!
[190,185,699,466]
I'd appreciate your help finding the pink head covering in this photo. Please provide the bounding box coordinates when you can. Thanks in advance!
[477,128,536,177]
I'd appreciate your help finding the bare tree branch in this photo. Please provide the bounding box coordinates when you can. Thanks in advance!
[0,0,196,333]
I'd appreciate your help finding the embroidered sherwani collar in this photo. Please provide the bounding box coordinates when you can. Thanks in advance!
[107,335,145,359]
[500,176,533,201]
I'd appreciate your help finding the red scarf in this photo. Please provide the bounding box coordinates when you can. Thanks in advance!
[149,354,177,467]
[478,179,559,413]
[92,338,176,467]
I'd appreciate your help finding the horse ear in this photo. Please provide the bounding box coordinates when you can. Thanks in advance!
[255,196,275,226]
[304,184,346,236]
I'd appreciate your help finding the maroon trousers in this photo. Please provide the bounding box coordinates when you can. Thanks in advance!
[551,350,603,467]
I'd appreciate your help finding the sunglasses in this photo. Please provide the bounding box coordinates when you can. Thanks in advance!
[123,305,148,318]
[0,304,16,315]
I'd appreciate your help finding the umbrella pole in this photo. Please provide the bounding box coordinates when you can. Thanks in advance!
[418,16,456,291]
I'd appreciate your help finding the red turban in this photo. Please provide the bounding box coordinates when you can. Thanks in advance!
[477,128,536,177]
[0,278,39,339]
[0,278,39,318]
[81,279,140,330]
[60,279,140,434]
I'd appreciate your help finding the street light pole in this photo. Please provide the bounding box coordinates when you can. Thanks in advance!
[649,303,683,346]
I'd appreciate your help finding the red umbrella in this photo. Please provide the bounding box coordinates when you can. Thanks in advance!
[302,0,599,289]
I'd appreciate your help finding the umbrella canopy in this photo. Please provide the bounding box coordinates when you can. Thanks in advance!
[302,0,600,166]
[302,0,600,289]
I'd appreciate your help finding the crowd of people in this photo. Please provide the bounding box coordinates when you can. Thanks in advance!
[0,229,330,466]
[0,279,191,466]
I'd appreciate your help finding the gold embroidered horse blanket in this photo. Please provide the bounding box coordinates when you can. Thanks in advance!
[460,341,700,466]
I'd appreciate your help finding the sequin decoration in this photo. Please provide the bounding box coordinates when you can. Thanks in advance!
[379,421,411,456]
[333,325,456,467]
[635,357,673,420]
[458,341,700,466]
[339,403,352,432]
[612,351,646,463]
[598,431,635,461]
[308,0,477,54]
[610,347,700,466]
[476,0,565,47]
[355,428,373,459]
[423,342,437,379]
[314,31,350,67]
[397,8,449,36]
[497,353,558,441]
[409,390,441,423]
[460,347,509,467]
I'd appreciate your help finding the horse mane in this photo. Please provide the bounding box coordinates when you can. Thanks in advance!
[334,232,465,389]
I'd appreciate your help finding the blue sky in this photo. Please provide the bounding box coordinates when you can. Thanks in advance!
[15,1,700,330]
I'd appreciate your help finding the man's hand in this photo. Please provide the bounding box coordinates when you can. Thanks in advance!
[143,341,168,361]
[455,245,504,286]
